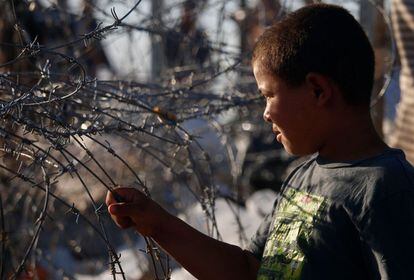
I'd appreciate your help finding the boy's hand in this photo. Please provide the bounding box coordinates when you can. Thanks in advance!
[105,187,167,236]
[106,188,260,280]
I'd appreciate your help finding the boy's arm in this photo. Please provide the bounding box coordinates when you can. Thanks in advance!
[151,209,260,280]
[361,190,414,279]
[106,187,260,280]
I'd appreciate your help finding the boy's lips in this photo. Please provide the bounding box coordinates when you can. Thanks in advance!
[272,128,282,142]
[275,132,282,143]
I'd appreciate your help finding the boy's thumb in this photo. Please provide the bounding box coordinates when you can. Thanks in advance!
[108,203,135,216]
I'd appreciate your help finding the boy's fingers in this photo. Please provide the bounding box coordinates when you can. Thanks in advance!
[105,188,129,205]
[114,216,134,229]
[106,187,145,206]
[106,190,116,206]
[108,203,137,217]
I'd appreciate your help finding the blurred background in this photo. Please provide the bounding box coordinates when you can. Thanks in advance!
[0,0,412,279]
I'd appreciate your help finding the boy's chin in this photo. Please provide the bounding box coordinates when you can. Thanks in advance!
[283,144,317,157]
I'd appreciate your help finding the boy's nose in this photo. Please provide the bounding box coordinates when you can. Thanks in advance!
[263,110,272,123]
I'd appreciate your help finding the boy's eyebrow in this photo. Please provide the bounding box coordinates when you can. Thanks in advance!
[259,89,272,96]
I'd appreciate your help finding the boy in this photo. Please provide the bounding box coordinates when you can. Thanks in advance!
[106,4,414,279]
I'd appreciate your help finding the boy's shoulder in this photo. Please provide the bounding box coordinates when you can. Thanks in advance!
[280,148,414,225]
[345,148,414,190]
[284,148,414,202]
[304,148,413,181]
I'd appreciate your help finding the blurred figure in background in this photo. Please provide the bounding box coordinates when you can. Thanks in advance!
[164,0,210,70]
[390,0,414,164]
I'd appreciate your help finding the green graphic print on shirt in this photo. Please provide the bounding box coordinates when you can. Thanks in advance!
[257,188,327,280]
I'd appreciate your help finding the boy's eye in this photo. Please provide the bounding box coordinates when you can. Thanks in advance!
[258,90,269,99]
[258,89,275,100]
[264,94,273,100]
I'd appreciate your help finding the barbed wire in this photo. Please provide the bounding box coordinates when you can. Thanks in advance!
[0,0,396,279]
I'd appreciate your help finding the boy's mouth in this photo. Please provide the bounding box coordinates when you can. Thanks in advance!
[272,127,282,142]
[276,133,282,143]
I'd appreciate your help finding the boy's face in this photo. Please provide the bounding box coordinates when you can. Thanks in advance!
[253,62,324,156]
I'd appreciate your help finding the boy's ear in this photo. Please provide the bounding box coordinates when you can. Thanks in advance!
[305,73,333,106]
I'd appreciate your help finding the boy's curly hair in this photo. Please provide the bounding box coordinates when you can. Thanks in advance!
[252,3,375,106]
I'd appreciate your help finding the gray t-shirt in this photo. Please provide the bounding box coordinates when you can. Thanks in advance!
[247,148,414,280]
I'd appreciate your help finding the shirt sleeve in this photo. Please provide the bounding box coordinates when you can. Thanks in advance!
[245,212,274,261]
[360,190,414,279]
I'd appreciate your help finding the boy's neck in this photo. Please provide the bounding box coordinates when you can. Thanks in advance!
[318,111,389,162]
